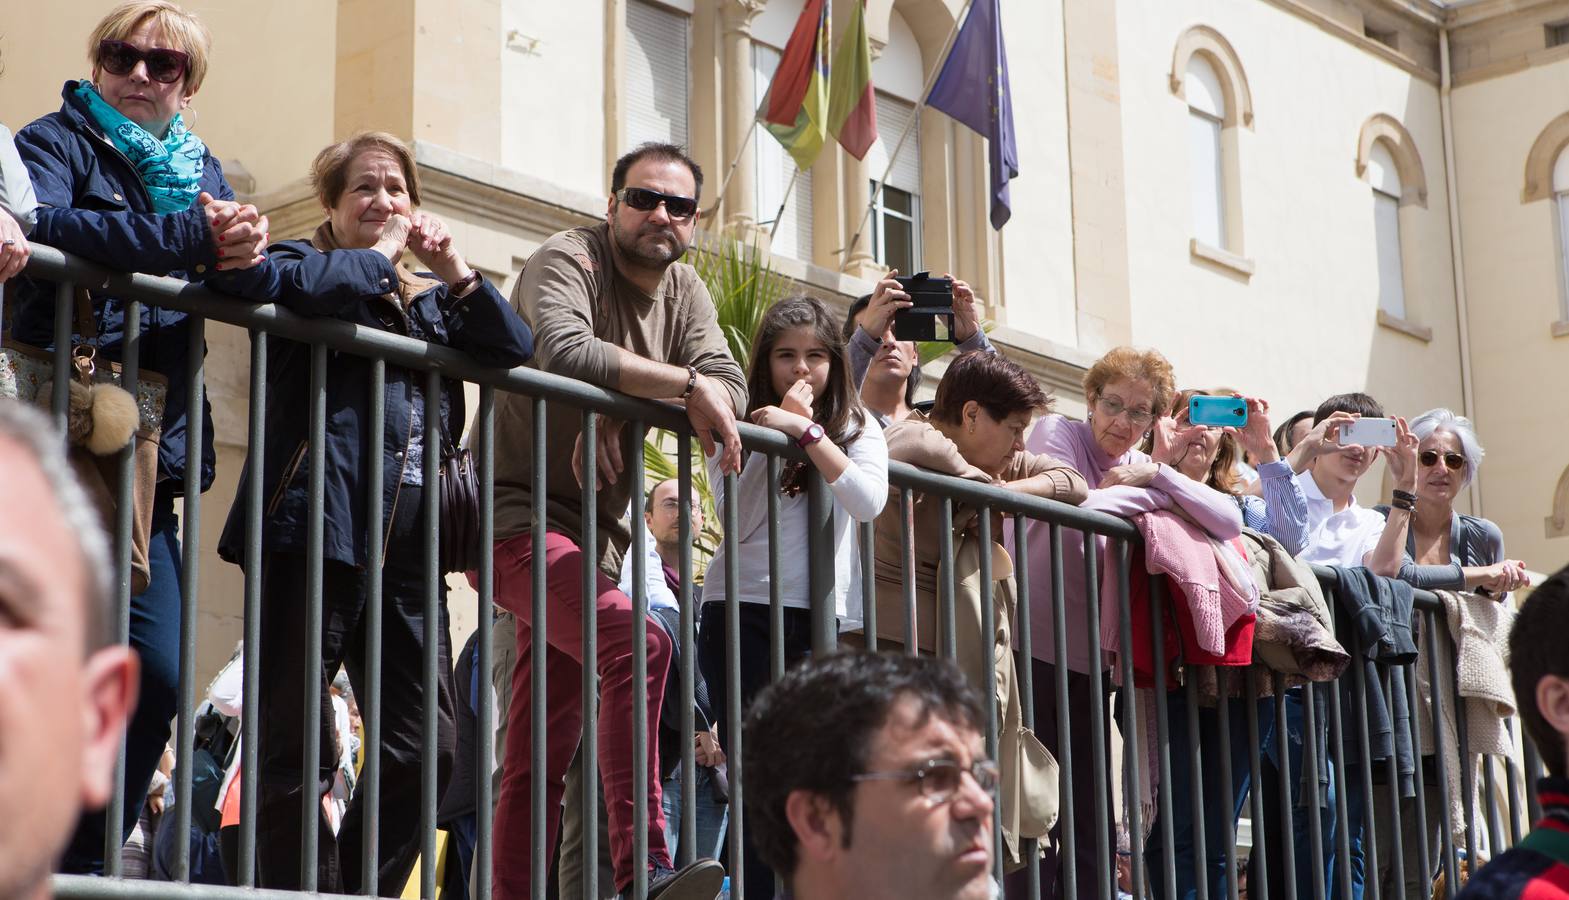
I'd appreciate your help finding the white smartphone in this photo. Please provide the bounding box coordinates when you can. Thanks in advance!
[1338,417,1398,448]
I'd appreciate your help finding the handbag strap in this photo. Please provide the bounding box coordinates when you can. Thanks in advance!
[73,287,99,346]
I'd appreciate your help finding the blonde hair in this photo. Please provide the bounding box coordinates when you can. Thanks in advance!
[89,1,213,94]
[1083,346,1176,418]
[309,132,422,209]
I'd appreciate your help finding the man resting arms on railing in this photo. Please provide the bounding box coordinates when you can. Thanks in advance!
[488,141,745,900]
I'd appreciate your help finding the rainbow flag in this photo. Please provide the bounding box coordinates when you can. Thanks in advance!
[827,0,877,160]
[760,0,831,170]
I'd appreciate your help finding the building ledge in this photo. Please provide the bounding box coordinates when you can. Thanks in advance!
[1552,319,1569,339]
[1377,309,1434,342]
[1190,239,1256,279]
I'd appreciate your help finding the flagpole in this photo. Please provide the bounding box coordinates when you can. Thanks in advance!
[838,0,976,273]
[699,115,760,222]
[766,168,802,240]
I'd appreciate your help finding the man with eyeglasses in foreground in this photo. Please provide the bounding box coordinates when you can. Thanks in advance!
[745,651,997,900]
[489,142,745,900]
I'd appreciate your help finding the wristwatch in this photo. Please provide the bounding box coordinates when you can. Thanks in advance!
[797,422,826,448]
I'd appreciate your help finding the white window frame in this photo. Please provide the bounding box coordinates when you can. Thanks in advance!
[1188,107,1226,251]
[870,183,920,275]
[1555,147,1569,322]
[868,91,922,272]
[1372,187,1407,320]
[622,0,691,153]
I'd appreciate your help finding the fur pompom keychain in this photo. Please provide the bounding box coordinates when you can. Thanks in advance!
[39,379,140,455]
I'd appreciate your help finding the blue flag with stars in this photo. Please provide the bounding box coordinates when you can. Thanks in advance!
[925,0,1017,229]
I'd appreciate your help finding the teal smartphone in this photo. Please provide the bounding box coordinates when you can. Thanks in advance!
[1189,395,1248,428]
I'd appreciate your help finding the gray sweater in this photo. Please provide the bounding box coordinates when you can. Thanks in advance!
[0,124,37,234]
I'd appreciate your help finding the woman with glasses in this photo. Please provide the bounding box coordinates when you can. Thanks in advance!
[1007,347,1243,900]
[8,0,268,875]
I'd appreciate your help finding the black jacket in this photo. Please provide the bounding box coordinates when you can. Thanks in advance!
[217,239,533,568]
[1331,566,1418,793]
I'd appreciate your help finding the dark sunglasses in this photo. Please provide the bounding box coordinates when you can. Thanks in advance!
[617,187,698,220]
[98,40,190,85]
[1419,450,1466,471]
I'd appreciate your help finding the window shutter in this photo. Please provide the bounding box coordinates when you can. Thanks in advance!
[1373,190,1406,319]
[624,0,690,152]
[869,92,921,194]
[1189,111,1226,248]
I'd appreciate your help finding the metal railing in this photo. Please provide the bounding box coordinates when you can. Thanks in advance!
[4,243,1542,900]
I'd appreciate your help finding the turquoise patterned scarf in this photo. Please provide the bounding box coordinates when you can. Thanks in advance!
[73,81,205,213]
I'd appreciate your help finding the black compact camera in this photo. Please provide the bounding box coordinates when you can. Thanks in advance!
[891,272,955,342]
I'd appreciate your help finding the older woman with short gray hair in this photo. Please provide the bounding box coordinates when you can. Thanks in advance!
[1377,407,1528,595]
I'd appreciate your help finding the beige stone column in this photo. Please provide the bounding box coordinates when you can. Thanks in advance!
[721,0,764,235]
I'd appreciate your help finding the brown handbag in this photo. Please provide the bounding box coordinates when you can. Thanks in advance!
[437,418,481,575]
[0,289,167,594]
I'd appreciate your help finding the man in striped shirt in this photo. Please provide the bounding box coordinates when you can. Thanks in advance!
[1458,564,1569,898]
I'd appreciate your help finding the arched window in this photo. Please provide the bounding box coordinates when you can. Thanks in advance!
[1185,55,1227,251]
[1556,147,1569,318]
[1170,26,1253,269]
[1367,141,1407,319]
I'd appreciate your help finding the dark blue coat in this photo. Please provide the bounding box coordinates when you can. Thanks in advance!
[216,239,533,569]
[10,81,250,493]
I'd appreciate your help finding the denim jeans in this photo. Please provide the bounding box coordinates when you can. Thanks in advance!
[60,484,184,874]
[1256,686,1339,900]
[662,765,728,863]
[1146,687,1275,900]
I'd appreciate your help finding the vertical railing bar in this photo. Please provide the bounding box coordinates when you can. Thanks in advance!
[1015,516,1041,900]
[1327,683,1353,900]
[677,431,698,866]
[1449,630,1478,876]
[1245,667,1268,900]
[1274,686,1298,900]
[1484,756,1504,858]
[101,296,141,876]
[1350,627,1382,900]
[239,327,266,885]
[50,281,71,430]
[361,358,385,890]
[529,397,548,900]
[1149,576,1177,900]
[1301,683,1326,900]
[1079,531,1112,900]
[723,471,745,899]
[1426,610,1458,894]
[172,314,205,882]
[900,488,917,654]
[629,421,649,900]
[1503,719,1524,847]
[1380,668,1406,900]
[1113,539,1143,900]
[579,411,598,900]
[978,511,1003,887]
[860,519,877,653]
[1184,671,1210,900]
[1215,674,1237,900]
[300,341,327,891]
[476,385,496,900]
[420,371,441,900]
[1404,662,1433,900]
[806,470,836,655]
[1048,523,1077,900]
[768,454,784,679]
[938,497,957,660]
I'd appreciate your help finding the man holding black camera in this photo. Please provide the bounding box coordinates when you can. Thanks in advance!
[842,269,995,426]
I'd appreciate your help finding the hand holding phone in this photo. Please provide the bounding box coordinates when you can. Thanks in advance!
[1188,395,1248,428]
[1337,417,1398,448]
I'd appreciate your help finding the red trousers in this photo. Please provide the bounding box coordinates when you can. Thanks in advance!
[490,531,673,898]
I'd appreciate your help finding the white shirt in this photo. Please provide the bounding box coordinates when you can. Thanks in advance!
[1295,469,1386,568]
[617,530,680,611]
[701,413,888,627]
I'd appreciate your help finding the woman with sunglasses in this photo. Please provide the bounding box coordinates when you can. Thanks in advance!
[1367,407,1526,900]
[8,0,268,876]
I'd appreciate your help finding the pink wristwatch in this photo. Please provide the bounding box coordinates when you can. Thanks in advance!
[797,422,825,448]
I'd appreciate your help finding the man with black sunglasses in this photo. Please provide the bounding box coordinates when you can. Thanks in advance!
[488,142,745,900]
[745,651,997,900]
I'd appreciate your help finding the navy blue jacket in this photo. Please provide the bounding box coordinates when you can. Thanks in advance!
[10,81,250,493]
[216,239,533,569]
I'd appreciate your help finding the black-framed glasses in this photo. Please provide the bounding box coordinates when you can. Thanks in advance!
[97,40,190,85]
[850,758,999,804]
[617,187,698,220]
[1419,450,1466,471]
[1094,393,1156,428]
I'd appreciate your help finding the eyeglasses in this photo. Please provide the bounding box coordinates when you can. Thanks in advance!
[97,40,190,85]
[851,757,999,805]
[617,187,698,220]
[1419,450,1466,471]
[1094,394,1156,429]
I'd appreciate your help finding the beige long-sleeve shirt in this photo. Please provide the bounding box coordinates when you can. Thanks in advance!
[872,412,1088,650]
[492,223,746,573]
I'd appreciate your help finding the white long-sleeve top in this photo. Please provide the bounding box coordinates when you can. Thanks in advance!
[701,412,888,626]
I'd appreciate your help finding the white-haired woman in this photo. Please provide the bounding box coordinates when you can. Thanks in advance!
[1377,408,1527,596]
[1371,407,1527,900]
